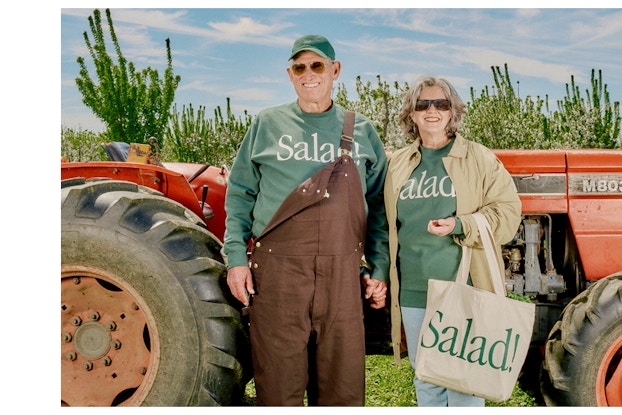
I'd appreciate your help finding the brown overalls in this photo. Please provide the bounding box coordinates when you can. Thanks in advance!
[248,112,367,406]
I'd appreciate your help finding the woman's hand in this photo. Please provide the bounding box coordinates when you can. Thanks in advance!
[362,274,387,309]
[427,217,456,237]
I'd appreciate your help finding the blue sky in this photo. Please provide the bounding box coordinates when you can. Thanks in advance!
[60,5,622,133]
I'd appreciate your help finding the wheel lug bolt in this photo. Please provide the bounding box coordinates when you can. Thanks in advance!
[62,332,73,343]
[83,361,93,371]
[102,356,112,366]
[71,316,82,326]
[90,311,100,321]
[106,321,117,331]
[72,277,81,285]
[66,351,77,361]
[111,340,121,350]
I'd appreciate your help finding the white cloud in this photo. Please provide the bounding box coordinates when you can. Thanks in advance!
[458,46,577,85]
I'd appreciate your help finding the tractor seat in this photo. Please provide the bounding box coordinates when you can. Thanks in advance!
[101,142,130,162]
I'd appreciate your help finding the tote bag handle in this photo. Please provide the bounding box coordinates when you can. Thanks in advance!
[456,212,506,296]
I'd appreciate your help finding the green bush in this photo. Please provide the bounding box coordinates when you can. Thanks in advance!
[462,65,621,149]
[335,75,409,150]
[61,126,106,162]
[62,65,621,164]
[163,99,252,167]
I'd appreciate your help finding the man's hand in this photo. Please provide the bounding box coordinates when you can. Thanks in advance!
[227,265,255,306]
[361,273,387,309]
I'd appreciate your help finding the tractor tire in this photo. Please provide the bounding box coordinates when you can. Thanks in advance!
[541,273,622,406]
[61,178,251,406]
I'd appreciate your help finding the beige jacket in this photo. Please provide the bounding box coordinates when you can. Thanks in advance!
[384,134,522,364]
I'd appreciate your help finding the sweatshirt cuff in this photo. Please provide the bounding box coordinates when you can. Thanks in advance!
[451,216,464,236]
[224,250,250,269]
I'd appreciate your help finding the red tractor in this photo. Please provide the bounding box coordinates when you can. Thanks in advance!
[60,141,248,406]
[61,141,622,406]
[495,149,622,406]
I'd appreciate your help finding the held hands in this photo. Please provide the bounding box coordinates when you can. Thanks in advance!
[227,265,255,306]
[228,265,388,309]
[362,274,387,309]
[428,217,456,237]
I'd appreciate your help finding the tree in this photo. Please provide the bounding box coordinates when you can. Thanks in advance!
[551,70,621,148]
[463,64,620,149]
[61,126,105,162]
[462,64,550,149]
[165,98,253,167]
[335,75,409,149]
[75,8,181,143]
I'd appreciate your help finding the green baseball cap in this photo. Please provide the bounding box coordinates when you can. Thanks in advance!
[289,34,335,61]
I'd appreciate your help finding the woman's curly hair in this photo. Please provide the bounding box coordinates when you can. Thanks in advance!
[399,75,467,143]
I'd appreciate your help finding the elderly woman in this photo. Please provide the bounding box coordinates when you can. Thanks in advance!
[383,75,521,406]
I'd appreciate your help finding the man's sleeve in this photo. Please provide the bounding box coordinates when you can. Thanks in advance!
[222,126,260,269]
[363,132,390,283]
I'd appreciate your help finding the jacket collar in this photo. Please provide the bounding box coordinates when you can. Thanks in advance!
[406,133,468,160]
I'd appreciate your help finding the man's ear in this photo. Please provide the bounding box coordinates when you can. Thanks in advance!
[332,61,341,79]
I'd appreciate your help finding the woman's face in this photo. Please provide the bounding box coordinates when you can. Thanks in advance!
[410,85,451,136]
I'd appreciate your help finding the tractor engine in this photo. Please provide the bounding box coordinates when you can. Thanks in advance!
[503,215,566,300]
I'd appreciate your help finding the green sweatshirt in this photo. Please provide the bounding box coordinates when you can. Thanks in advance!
[396,141,463,308]
[223,101,389,282]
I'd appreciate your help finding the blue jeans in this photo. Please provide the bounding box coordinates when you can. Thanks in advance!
[401,306,485,407]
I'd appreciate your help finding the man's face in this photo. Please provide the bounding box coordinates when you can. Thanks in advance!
[287,51,340,113]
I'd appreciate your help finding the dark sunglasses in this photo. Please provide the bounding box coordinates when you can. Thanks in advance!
[291,61,330,76]
[414,99,451,111]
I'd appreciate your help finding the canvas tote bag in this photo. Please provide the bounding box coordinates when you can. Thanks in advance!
[414,213,535,402]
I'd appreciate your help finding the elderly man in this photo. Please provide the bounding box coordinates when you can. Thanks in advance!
[223,34,389,406]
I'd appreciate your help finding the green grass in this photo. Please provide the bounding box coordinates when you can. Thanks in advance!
[242,354,539,407]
